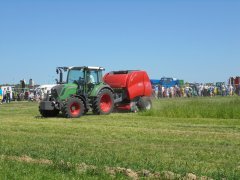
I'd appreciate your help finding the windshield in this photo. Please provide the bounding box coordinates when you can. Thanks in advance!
[67,69,84,83]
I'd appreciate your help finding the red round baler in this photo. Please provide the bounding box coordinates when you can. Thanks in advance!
[103,70,152,111]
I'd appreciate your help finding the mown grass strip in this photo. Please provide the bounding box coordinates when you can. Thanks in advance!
[0,154,213,180]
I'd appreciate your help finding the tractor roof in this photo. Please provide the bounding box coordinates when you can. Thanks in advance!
[69,66,105,71]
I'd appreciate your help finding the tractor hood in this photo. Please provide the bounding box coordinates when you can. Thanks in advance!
[51,84,64,98]
[51,83,78,100]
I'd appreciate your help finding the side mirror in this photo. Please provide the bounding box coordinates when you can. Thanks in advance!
[56,69,59,74]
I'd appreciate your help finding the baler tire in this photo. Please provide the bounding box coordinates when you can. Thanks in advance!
[92,89,114,115]
[62,97,85,118]
[39,108,59,117]
[137,97,152,111]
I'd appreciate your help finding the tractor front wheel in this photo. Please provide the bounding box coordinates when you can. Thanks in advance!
[62,97,85,118]
[92,89,114,115]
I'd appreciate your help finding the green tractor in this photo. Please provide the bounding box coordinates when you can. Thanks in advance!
[39,66,114,118]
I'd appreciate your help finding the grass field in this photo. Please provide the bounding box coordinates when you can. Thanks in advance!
[0,97,240,179]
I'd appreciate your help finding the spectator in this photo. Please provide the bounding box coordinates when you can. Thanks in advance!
[221,85,226,96]
[214,86,218,96]
[6,87,11,103]
[238,84,240,96]
[166,88,170,98]
[157,85,162,98]
[176,85,181,97]
[154,85,158,99]
[198,84,203,96]
[170,87,174,98]
[162,86,165,97]
[0,87,2,104]
[2,88,6,103]
[230,85,233,96]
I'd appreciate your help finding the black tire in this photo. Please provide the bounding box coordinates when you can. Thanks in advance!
[62,97,85,118]
[84,108,89,115]
[39,108,59,117]
[92,89,114,115]
[137,97,152,111]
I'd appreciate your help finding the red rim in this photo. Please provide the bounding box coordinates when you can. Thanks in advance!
[100,94,112,112]
[70,102,80,116]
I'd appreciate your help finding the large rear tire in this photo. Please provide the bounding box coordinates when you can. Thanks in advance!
[62,97,85,118]
[92,89,114,115]
[137,97,152,111]
[39,108,59,117]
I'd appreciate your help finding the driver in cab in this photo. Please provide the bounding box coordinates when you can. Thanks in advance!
[86,71,95,84]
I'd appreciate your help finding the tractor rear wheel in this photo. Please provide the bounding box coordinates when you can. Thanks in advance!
[39,108,59,117]
[62,97,85,118]
[137,97,152,111]
[92,89,114,115]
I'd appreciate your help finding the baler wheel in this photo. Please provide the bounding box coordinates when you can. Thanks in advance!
[92,89,114,115]
[137,97,152,111]
[62,97,85,118]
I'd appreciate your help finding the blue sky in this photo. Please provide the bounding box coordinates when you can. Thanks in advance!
[0,0,239,84]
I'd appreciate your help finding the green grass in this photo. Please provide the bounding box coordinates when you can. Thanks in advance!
[141,96,240,119]
[0,97,240,179]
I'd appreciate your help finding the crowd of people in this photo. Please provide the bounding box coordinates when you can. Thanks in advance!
[1,82,240,104]
[0,87,47,104]
[152,83,240,98]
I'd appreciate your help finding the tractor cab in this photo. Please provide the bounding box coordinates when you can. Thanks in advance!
[67,66,105,95]
[67,66,104,84]
[56,66,104,84]
[55,66,105,95]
